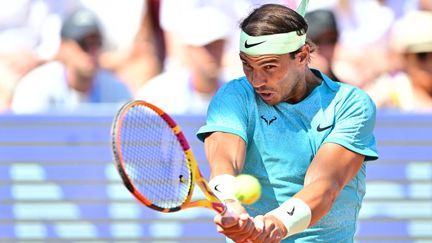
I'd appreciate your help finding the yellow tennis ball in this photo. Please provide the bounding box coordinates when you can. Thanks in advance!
[234,174,261,205]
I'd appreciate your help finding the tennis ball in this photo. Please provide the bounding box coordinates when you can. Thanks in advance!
[234,174,261,205]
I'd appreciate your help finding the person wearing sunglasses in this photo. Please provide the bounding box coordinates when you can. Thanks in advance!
[11,8,131,113]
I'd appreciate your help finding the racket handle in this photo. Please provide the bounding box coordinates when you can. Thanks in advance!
[222,202,236,217]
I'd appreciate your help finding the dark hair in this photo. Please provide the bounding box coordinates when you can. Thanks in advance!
[240,4,315,58]
[416,52,431,62]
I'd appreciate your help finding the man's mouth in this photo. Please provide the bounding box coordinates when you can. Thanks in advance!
[257,92,274,101]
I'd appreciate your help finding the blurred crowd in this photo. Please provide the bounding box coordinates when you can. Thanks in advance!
[1,0,432,114]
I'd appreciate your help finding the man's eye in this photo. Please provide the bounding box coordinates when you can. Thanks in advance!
[265,65,276,70]
[242,62,252,69]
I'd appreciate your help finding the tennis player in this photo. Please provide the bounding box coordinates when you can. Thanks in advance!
[196,2,378,242]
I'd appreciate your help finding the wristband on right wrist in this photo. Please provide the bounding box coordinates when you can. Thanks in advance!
[208,174,238,202]
[267,197,312,238]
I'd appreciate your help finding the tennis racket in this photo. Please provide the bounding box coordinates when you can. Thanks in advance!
[111,100,226,214]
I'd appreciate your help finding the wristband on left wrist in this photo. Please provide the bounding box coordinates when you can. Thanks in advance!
[266,197,312,238]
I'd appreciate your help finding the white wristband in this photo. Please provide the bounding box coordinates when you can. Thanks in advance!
[267,197,312,238]
[208,174,238,202]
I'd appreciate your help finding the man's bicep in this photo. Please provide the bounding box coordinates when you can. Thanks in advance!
[204,132,247,176]
[304,143,365,189]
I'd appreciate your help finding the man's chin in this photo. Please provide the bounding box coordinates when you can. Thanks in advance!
[77,69,96,80]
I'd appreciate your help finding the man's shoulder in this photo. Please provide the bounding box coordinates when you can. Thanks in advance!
[93,68,132,99]
[22,62,65,80]
[320,74,371,101]
[220,76,252,93]
[339,82,373,102]
[95,68,125,83]
[329,81,377,117]
[316,74,376,113]
[18,61,66,87]
[226,76,249,84]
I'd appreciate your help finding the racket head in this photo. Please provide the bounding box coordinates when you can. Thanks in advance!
[111,100,194,212]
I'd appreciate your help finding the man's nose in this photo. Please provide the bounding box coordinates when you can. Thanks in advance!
[250,71,266,88]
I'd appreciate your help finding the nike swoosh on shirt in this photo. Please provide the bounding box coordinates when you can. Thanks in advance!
[316,124,333,132]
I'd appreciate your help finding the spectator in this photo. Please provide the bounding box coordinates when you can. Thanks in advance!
[158,0,289,80]
[11,8,131,114]
[81,0,163,94]
[135,6,230,115]
[305,0,395,87]
[0,0,80,112]
[305,9,340,81]
[366,10,432,112]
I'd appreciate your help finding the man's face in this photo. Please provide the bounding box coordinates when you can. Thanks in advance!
[62,33,102,92]
[74,33,102,77]
[417,52,432,74]
[406,51,432,92]
[187,39,225,81]
[239,51,304,105]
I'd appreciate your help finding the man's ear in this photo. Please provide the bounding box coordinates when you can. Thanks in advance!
[297,45,310,63]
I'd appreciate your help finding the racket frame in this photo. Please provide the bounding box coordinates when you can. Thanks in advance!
[111,100,225,214]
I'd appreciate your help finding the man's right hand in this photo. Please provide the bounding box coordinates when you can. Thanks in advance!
[251,214,287,243]
[214,200,263,242]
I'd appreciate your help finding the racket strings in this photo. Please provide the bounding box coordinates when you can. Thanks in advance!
[119,105,191,209]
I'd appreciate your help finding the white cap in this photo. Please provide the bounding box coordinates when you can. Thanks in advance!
[391,11,432,53]
[179,6,231,46]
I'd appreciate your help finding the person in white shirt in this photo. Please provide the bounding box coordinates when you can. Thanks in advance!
[366,10,432,112]
[135,6,230,115]
[11,8,131,114]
